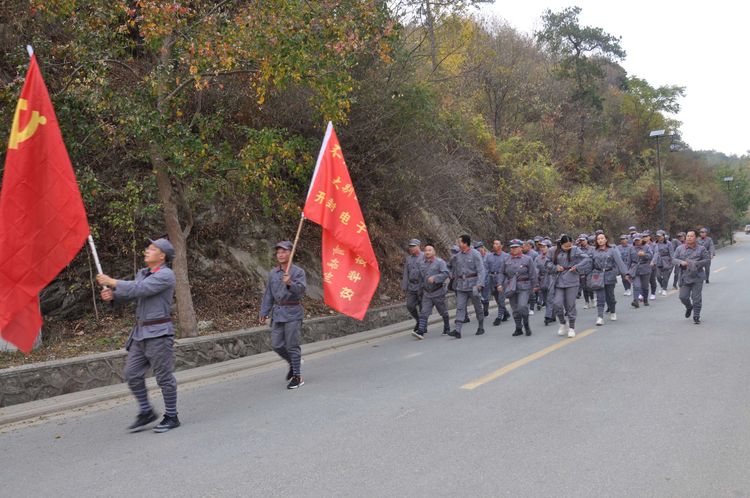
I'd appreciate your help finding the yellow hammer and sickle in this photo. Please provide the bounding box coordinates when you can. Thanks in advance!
[8,98,47,150]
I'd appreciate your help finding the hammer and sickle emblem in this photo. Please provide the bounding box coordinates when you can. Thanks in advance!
[8,98,47,150]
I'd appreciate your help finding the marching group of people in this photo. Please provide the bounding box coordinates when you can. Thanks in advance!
[402,227,716,341]
[92,226,716,433]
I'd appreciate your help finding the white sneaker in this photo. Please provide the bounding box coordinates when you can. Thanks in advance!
[660,289,667,296]
[638,294,643,300]
[624,289,632,296]
[528,309,535,316]
[583,303,590,309]
[649,294,656,300]
[610,313,617,321]
[557,324,568,336]
[568,328,576,338]
[596,317,604,326]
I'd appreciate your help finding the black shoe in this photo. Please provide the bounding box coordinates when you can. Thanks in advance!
[128,409,158,432]
[544,318,555,326]
[287,375,304,389]
[525,329,532,336]
[492,317,502,326]
[412,330,425,340]
[631,300,639,308]
[448,330,461,339]
[502,314,509,322]
[705,280,709,284]
[413,322,419,332]
[693,317,701,325]
[685,306,693,318]
[464,316,471,323]
[483,308,489,317]
[153,414,180,433]
[442,328,450,335]
[286,366,294,381]
[475,327,485,336]
[512,328,523,336]
[537,304,542,311]
[643,300,649,307]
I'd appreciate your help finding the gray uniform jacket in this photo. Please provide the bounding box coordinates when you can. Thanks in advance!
[450,248,486,292]
[115,265,176,342]
[697,237,715,257]
[485,251,508,288]
[670,239,682,252]
[546,247,592,288]
[673,244,711,284]
[652,242,675,268]
[629,245,654,276]
[592,247,629,285]
[534,253,551,289]
[260,264,307,322]
[420,257,450,298]
[578,245,595,274]
[498,254,539,290]
[616,244,632,268]
[402,252,425,292]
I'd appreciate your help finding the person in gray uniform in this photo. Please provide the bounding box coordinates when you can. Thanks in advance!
[591,233,630,325]
[697,228,715,283]
[401,239,425,331]
[653,230,675,296]
[674,230,711,324]
[628,234,654,308]
[448,234,486,339]
[641,231,658,300]
[486,239,510,326]
[671,232,686,289]
[413,242,451,339]
[260,241,307,389]
[617,234,633,297]
[577,234,595,308]
[497,239,539,336]
[535,239,556,325]
[475,241,491,317]
[627,226,638,244]
[522,240,539,315]
[547,235,592,338]
[448,244,471,324]
[97,238,179,433]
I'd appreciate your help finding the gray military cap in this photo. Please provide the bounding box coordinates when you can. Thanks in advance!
[473,241,485,249]
[408,238,421,246]
[149,238,175,261]
[274,240,293,251]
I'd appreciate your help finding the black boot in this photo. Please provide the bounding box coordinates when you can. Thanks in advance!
[492,316,502,326]
[631,299,639,308]
[512,317,523,336]
[476,326,485,335]
[685,305,693,318]
[523,317,532,336]
[413,320,419,332]
[482,301,489,317]
[442,316,451,335]
[463,316,471,323]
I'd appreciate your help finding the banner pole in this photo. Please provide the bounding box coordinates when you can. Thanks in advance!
[286,214,305,274]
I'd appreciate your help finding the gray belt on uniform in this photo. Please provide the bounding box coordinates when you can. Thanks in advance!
[138,317,172,327]
[517,278,530,282]
[456,273,478,279]
[488,272,500,275]
[278,301,300,306]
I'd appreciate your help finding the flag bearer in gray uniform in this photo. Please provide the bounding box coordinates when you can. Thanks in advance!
[448,234,486,339]
[536,239,556,326]
[487,239,510,326]
[628,234,654,308]
[260,241,307,389]
[671,232,686,288]
[97,238,179,433]
[617,235,633,296]
[413,242,451,339]
[674,230,711,324]
[474,241,491,317]
[547,235,592,338]
[401,239,425,331]
[653,230,675,296]
[697,228,715,283]
[498,239,539,336]
[592,233,630,326]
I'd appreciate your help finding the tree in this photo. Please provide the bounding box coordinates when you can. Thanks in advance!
[620,76,685,153]
[535,6,625,164]
[26,0,393,337]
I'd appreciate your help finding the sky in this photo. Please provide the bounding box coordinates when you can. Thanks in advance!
[480,1,750,156]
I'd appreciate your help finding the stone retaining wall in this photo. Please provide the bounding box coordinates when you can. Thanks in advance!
[0,297,455,408]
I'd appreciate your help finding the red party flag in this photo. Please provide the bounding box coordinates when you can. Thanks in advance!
[303,122,380,320]
[0,54,90,352]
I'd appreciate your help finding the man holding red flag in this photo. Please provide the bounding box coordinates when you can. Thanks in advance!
[0,50,90,353]
[302,122,380,320]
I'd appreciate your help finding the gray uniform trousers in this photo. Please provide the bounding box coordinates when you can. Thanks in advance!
[509,290,531,320]
[657,266,674,291]
[418,294,450,333]
[595,284,617,318]
[632,273,651,301]
[455,290,484,333]
[272,320,302,376]
[125,336,177,416]
[672,265,681,288]
[406,291,422,322]
[553,286,579,329]
[679,281,703,319]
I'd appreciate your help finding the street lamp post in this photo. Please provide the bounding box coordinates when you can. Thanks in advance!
[649,129,667,230]
[723,176,734,244]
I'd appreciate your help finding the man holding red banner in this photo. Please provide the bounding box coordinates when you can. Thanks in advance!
[0,51,90,353]
[302,122,380,321]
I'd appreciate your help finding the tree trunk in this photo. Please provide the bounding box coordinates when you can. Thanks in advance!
[151,144,199,338]
[424,1,438,71]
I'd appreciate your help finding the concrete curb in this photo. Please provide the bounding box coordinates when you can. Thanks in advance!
[0,303,488,427]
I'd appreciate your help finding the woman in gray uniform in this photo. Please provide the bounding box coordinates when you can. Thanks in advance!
[591,233,630,326]
[628,234,654,308]
[547,235,592,338]
[653,230,675,296]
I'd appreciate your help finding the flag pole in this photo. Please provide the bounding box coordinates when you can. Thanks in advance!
[286,214,305,274]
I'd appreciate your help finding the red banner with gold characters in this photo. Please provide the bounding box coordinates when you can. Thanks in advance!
[303,122,380,320]
[0,53,90,352]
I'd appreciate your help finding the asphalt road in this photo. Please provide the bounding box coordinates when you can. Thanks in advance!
[2,234,749,498]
